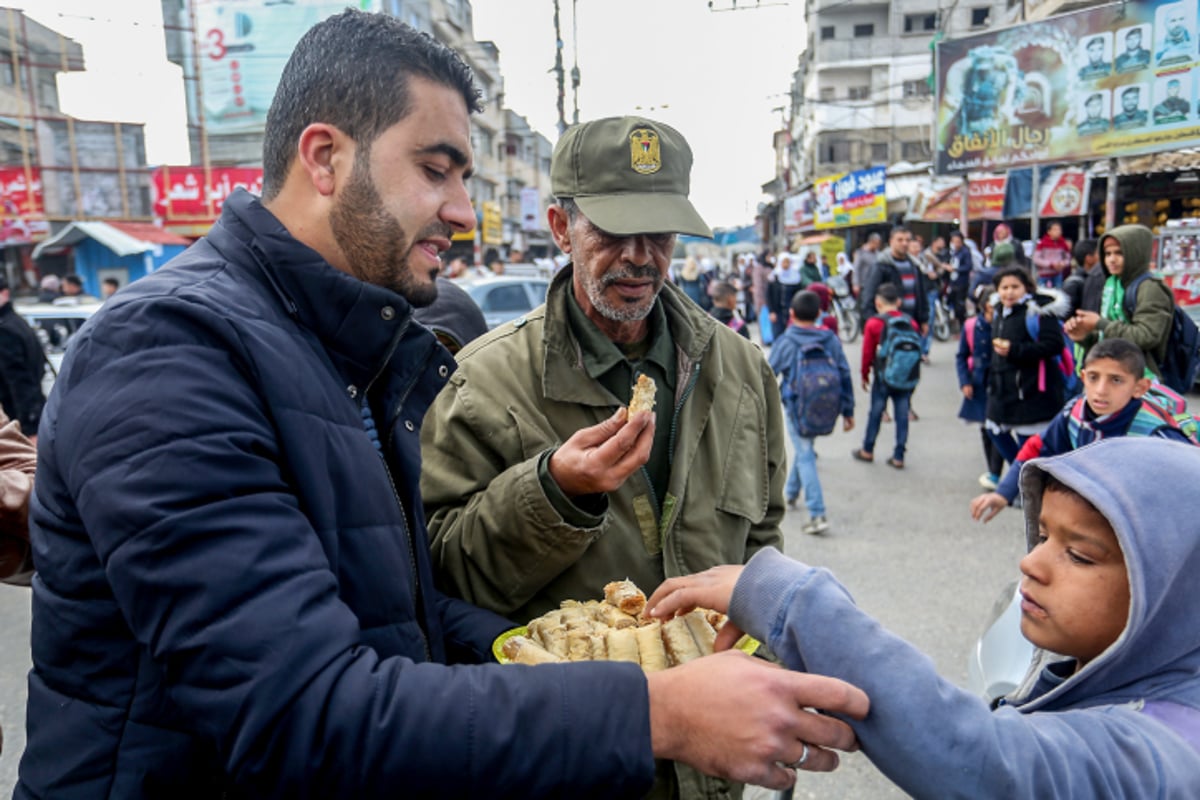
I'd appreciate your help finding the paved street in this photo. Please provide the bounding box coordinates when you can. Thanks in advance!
[0,333,1027,798]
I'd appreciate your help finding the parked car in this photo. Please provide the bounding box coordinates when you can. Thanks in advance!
[459,275,549,330]
[15,300,103,395]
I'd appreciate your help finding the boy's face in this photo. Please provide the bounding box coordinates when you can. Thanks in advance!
[1103,239,1125,276]
[1081,356,1150,416]
[1019,487,1130,666]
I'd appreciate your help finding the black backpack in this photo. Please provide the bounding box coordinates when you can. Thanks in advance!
[1122,273,1200,394]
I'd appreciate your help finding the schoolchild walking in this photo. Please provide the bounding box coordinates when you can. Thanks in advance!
[956,283,1005,490]
[709,281,751,339]
[970,337,1196,522]
[852,283,921,468]
[985,266,1071,465]
[769,291,855,535]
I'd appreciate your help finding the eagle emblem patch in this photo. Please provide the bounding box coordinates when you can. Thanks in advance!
[629,129,661,174]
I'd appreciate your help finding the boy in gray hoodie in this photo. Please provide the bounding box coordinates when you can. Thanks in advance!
[649,437,1200,797]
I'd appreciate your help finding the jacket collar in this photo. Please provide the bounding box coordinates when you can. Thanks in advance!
[212,189,443,393]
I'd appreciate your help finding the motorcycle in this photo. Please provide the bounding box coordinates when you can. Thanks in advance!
[933,283,958,342]
[826,275,860,344]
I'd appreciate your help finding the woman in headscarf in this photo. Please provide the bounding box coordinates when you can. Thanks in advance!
[768,252,804,339]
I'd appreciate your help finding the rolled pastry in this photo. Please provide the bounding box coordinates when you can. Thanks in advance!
[502,635,564,665]
[662,616,703,666]
[634,620,669,672]
[604,579,647,617]
[566,625,593,661]
[590,602,638,630]
[683,609,718,656]
[605,627,640,664]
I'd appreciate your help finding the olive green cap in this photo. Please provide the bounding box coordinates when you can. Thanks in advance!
[550,116,712,239]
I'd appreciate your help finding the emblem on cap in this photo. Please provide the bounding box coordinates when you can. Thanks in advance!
[629,129,661,175]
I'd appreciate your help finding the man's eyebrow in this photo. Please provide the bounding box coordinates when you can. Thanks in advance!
[419,142,471,177]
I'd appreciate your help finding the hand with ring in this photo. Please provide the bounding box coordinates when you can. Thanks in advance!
[783,742,810,770]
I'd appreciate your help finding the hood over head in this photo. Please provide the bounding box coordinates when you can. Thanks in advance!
[1016,438,1200,713]
[1099,224,1154,287]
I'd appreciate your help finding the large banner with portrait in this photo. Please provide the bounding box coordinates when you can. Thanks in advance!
[812,166,887,230]
[934,0,1200,173]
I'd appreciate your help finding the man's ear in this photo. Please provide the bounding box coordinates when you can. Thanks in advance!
[1131,376,1153,398]
[547,205,572,253]
[295,123,353,197]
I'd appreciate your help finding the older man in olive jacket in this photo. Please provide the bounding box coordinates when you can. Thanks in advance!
[421,116,785,800]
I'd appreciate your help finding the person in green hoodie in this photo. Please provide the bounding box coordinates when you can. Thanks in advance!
[1064,224,1173,378]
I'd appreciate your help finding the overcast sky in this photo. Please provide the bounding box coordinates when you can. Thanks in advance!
[19,0,806,229]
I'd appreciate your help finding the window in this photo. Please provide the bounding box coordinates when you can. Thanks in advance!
[904,13,937,32]
[0,55,12,86]
[902,141,928,160]
[820,25,835,40]
[820,139,851,163]
[38,79,58,110]
[971,7,990,27]
[903,79,932,98]
[853,23,874,37]
[870,142,889,162]
[848,86,870,101]
[819,86,835,102]
[479,284,531,313]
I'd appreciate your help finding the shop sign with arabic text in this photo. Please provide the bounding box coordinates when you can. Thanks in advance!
[813,166,887,230]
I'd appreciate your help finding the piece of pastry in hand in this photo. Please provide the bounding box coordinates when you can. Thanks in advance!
[628,374,657,415]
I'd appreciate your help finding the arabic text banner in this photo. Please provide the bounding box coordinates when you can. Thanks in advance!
[935,0,1200,173]
[813,166,887,230]
[153,166,264,219]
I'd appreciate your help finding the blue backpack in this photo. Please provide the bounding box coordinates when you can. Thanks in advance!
[787,336,843,437]
[1122,273,1200,395]
[1024,308,1079,395]
[876,314,922,391]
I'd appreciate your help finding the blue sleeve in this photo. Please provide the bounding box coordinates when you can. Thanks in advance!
[955,326,971,388]
[1154,426,1194,444]
[827,334,856,418]
[727,548,1200,800]
[767,334,791,377]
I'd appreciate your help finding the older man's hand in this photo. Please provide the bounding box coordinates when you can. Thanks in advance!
[548,407,654,497]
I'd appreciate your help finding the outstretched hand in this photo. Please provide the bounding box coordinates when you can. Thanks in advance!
[548,408,654,497]
[647,651,868,790]
[649,566,747,651]
[970,492,1008,523]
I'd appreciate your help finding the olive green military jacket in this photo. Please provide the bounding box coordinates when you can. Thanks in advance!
[421,267,785,624]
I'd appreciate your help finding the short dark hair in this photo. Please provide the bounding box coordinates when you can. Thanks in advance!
[972,282,996,306]
[875,283,901,304]
[0,274,9,293]
[791,290,822,322]
[1084,337,1146,378]
[888,225,910,241]
[1122,86,1140,98]
[1087,36,1104,48]
[103,277,120,287]
[994,265,1034,293]
[1073,238,1098,262]
[262,9,480,200]
[63,274,83,289]
[949,230,964,242]
[711,281,738,303]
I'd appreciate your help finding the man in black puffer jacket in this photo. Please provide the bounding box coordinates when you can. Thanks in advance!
[17,11,867,800]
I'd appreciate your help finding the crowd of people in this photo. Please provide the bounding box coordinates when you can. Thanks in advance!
[1,9,1198,799]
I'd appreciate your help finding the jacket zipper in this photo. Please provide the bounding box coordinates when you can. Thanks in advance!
[362,317,432,662]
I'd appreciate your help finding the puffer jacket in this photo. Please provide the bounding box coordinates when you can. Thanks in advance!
[1087,224,1173,377]
[986,290,1069,426]
[422,267,785,800]
[0,301,46,432]
[18,190,654,800]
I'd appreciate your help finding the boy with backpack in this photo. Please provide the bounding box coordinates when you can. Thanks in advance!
[649,437,1200,797]
[1065,223,1200,393]
[768,290,854,535]
[853,283,921,469]
[970,337,1197,522]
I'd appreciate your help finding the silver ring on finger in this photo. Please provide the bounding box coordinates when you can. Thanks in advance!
[785,742,810,770]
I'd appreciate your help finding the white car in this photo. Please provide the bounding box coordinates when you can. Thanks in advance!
[15,300,103,395]
[458,276,550,330]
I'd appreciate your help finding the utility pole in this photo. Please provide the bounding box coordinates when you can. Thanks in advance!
[553,0,566,134]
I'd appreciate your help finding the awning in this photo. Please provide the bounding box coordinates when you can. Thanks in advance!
[32,221,190,260]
